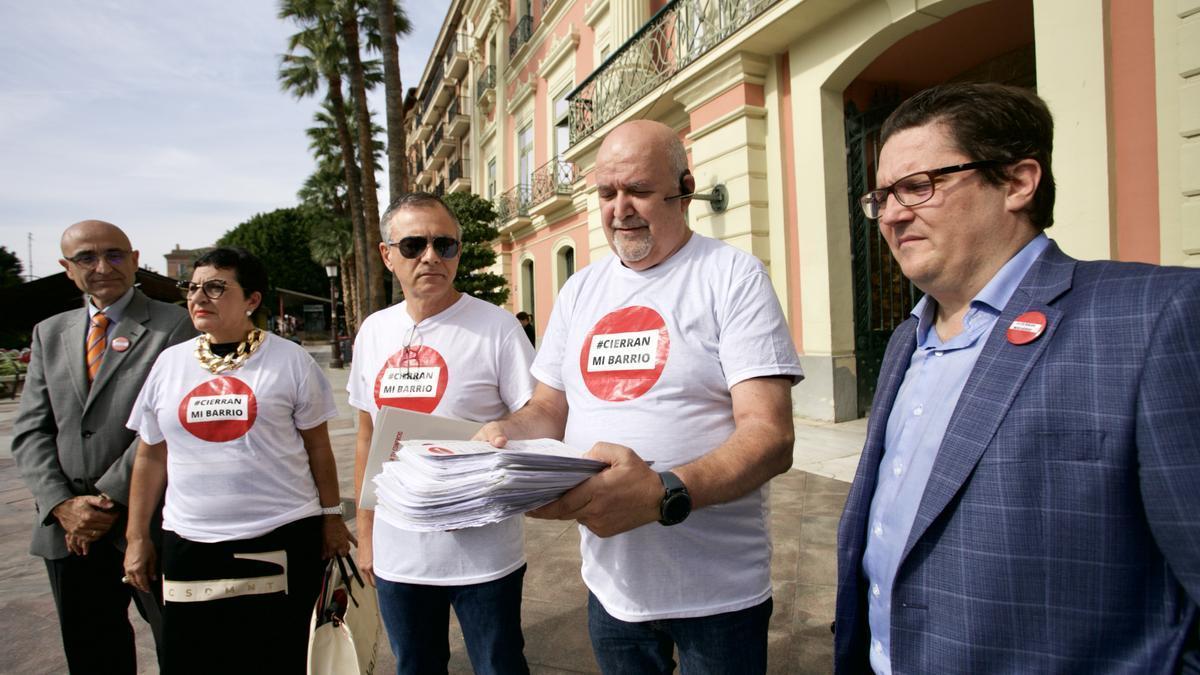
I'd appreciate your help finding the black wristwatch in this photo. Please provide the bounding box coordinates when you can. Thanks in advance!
[658,471,692,526]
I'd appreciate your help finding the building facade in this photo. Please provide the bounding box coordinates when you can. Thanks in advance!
[404,0,1199,421]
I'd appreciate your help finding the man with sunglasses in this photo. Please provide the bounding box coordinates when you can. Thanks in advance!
[834,83,1200,673]
[348,193,536,674]
[12,219,194,673]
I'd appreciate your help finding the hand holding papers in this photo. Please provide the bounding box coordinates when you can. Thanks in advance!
[373,439,607,531]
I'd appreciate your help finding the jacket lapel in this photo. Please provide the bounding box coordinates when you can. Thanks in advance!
[62,308,91,408]
[84,291,150,412]
[899,243,1075,562]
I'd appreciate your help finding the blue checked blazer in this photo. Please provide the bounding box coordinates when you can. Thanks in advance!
[834,242,1200,673]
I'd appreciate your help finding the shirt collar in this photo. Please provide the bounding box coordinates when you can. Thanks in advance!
[88,287,135,325]
[910,233,1050,345]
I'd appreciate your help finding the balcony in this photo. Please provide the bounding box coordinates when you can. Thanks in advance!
[567,0,779,146]
[447,157,471,193]
[445,96,469,139]
[508,14,534,60]
[433,182,445,197]
[420,62,445,124]
[495,184,532,230]
[444,32,470,80]
[425,126,446,170]
[433,123,456,159]
[415,164,435,188]
[476,65,496,110]
[413,121,432,143]
[529,158,575,217]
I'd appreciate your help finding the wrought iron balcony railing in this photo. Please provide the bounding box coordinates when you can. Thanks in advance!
[447,95,465,122]
[448,157,469,185]
[495,184,532,223]
[508,15,534,59]
[566,0,779,146]
[529,158,575,205]
[444,33,470,74]
[476,65,496,102]
[425,124,443,160]
[434,182,445,197]
[420,62,445,122]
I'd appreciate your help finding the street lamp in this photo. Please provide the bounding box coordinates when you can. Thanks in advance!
[324,260,344,369]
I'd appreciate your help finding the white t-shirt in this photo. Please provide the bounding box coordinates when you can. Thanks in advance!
[532,233,804,621]
[348,294,536,585]
[128,333,338,543]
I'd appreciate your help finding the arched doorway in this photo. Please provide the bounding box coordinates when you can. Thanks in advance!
[841,0,1035,416]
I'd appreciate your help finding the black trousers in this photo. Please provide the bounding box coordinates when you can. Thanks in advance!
[45,539,164,675]
[160,516,324,675]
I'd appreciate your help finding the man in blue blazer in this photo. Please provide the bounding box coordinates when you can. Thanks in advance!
[835,83,1200,673]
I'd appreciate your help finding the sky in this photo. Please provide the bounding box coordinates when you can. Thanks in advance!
[0,1,445,280]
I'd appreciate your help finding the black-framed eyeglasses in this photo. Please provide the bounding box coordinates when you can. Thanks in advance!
[177,279,233,300]
[387,236,461,260]
[859,160,1006,220]
[64,249,131,269]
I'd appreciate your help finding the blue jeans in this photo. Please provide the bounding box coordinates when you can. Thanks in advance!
[376,564,529,675]
[587,592,772,674]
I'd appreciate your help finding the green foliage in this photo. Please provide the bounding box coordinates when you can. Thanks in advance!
[308,211,354,264]
[442,192,509,306]
[0,246,23,288]
[217,207,330,300]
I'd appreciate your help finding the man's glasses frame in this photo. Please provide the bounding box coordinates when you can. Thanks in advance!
[387,236,461,260]
[859,160,1006,220]
[177,279,234,300]
[64,249,131,269]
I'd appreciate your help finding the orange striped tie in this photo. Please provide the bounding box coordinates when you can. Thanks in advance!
[86,313,109,383]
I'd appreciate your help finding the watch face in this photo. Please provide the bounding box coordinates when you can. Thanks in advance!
[662,492,692,525]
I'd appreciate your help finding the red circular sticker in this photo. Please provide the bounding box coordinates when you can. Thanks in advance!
[177,376,258,442]
[373,346,449,413]
[1006,311,1047,345]
[579,306,670,402]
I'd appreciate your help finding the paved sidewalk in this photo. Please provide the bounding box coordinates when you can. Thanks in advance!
[0,344,864,674]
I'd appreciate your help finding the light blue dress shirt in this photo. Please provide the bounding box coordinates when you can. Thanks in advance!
[86,286,135,345]
[862,234,1050,674]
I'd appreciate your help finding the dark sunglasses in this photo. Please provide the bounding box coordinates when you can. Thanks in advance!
[177,279,232,300]
[387,236,461,260]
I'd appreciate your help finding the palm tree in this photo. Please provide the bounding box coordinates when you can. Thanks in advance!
[308,212,359,334]
[338,0,387,314]
[372,0,411,202]
[278,0,373,324]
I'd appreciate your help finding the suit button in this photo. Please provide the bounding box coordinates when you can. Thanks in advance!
[81,431,94,438]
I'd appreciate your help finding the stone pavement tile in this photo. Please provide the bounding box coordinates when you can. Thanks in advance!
[803,490,850,518]
[771,529,801,583]
[799,514,841,550]
[521,598,598,673]
[791,637,835,673]
[796,543,839,589]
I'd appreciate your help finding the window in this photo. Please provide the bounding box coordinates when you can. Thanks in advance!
[554,87,572,159]
[518,124,534,189]
[556,245,575,290]
[487,157,497,198]
[521,258,535,318]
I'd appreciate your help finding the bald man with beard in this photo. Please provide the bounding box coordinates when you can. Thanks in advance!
[12,220,194,673]
[476,121,803,673]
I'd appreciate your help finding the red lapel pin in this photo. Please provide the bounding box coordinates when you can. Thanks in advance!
[111,336,131,352]
[1006,311,1047,345]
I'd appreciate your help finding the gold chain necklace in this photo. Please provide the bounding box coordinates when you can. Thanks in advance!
[194,329,266,374]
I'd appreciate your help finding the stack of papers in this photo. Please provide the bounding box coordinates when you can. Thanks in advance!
[373,439,607,531]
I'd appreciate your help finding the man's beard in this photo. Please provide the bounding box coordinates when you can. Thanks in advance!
[610,216,653,263]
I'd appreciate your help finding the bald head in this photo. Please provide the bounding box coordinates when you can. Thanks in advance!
[598,120,689,178]
[60,220,132,255]
[58,219,140,308]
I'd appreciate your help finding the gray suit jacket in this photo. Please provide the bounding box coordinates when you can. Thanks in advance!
[12,289,195,559]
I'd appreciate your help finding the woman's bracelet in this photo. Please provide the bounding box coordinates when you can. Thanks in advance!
[320,503,344,516]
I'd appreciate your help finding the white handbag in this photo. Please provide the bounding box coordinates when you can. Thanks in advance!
[307,554,383,675]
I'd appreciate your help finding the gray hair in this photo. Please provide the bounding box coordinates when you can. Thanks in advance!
[379,192,463,243]
[665,133,688,178]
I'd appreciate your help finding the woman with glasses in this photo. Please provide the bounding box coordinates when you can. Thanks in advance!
[122,247,352,673]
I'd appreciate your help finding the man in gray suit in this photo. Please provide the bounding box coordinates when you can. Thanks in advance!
[12,220,194,674]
